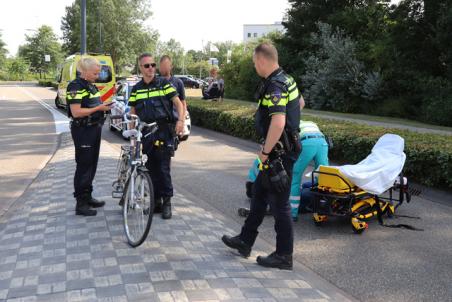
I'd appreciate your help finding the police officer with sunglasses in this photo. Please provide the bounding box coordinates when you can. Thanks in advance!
[128,53,184,219]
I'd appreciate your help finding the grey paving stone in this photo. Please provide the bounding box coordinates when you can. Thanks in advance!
[153,280,184,292]
[208,278,237,289]
[0,133,343,302]
[95,284,126,298]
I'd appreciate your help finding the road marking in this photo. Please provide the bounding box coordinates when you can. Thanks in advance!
[18,86,70,134]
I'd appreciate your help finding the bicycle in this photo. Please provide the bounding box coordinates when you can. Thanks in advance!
[111,114,158,247]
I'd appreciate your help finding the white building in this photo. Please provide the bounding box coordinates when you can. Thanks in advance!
[243,22,285,42]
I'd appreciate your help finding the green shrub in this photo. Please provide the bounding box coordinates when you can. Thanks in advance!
[38,80,58,88]
[187,98,452,189]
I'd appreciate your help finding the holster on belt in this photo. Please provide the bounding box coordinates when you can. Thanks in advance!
[280,129,301,154]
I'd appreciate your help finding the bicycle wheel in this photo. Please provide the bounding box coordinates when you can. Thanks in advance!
[123,168,154,247]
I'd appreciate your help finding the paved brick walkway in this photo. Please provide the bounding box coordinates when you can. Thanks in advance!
[0,134,352,302]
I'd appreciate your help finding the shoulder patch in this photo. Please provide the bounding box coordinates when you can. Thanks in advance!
[270,93,282,105]
[69,90,78,98]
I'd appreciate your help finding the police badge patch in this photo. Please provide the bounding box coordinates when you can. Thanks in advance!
[69,90,78,98]
[270,93,281,105]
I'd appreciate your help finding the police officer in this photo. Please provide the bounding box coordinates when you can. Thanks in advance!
[67,57,113,216]
[159,55,187,128]
[222,42,301,270]
[244,120,329,221]
[128,53,184,219]
[156,54,186,213]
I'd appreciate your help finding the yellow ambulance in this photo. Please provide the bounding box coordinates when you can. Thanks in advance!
[55,53,116,108]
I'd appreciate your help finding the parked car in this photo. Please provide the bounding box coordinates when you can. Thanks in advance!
[108,77,191,141]
[174,75,200,88]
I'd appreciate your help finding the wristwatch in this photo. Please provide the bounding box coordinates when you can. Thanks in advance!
[261,149,271,156]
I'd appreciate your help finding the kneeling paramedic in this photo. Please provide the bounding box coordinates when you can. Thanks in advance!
[222,42,301,270]
[128,53,184,219]
[67,57,113,216]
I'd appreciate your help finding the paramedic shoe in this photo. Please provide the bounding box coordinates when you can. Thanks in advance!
[162,197,172,219]
[292,216,298,222]
[76,195,97,216]
[238,207,250,217]
[257,252,293,270]
[87,196,105,208]
[221,235,251,258]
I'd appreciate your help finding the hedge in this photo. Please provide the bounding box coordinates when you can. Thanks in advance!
[38,80,58,89]
[187,98,452,189]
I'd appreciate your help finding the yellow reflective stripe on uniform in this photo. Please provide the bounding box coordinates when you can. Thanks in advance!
[288,82,296,91]
[288,89,299,101]
[261,95,289,107]
[66,90,89,100]
[134,90,165,101]
[164,86,176,95]
[90,92,101,98]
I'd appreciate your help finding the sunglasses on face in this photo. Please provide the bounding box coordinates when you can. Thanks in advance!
[141,63,156,69]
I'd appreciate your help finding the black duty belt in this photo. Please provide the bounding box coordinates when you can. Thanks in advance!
[300,134,324,141]
[71,117,103,127]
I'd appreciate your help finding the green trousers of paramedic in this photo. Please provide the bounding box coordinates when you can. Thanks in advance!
[290,137,329,218]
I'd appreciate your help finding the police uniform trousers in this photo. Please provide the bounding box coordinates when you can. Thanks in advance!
[144,127,174,200]
[71,123,102,198]
[240,153,296,256]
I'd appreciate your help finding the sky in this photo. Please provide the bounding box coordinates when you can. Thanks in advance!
[0,0,401,57]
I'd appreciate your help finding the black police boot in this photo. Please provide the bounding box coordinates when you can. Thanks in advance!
[246,181,254,199]
[87,196,105,208]
[154,197,162,213]
[256,252,293,270]
[75,195,97,216]
[162,197,172,219]
[221,235,251,258]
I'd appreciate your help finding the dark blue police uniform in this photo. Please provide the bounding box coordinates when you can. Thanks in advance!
[168,76,185,101]
[67,78,106,215]
[128,77,178,213]
[240,67,301,256]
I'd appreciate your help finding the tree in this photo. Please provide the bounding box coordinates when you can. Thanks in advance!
[302,22,381,112]
[61,0,158,72]
[6,57,30,81]
[156,39,185,74]
[0,32,8,71]
[18,25,63,78]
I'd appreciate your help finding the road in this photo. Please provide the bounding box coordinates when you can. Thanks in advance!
[0,83,62,216]
[3,84,452,302]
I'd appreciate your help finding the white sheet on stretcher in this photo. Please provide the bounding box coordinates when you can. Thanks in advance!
[338,134,406,195]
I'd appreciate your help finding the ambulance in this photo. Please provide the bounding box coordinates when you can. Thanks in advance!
[55,53,116,108]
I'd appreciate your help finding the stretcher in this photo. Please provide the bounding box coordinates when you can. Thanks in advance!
[309,134,416,233]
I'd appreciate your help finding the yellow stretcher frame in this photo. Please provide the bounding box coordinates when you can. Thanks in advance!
[310,167,407,234]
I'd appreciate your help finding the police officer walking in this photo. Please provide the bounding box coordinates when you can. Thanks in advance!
[222,42,301,270]
[67,57,113,216]
[128,53,184,219]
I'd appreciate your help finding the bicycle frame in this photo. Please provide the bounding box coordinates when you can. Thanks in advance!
[111,114,158,199]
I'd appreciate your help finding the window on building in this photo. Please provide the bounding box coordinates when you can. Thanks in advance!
[254,33,258,37]
[247,33,251,38]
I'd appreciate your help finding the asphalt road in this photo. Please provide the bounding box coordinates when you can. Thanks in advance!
[0,83,59,216]
[10,84,452,302]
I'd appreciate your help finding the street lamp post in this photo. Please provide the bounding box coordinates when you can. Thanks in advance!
[81,0,87,54]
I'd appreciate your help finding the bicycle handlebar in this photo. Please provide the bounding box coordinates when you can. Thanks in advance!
[110,113,157,131]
